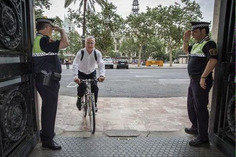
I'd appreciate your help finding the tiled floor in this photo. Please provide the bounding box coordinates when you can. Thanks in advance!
[54,96,190,133]
[32,96,226,157]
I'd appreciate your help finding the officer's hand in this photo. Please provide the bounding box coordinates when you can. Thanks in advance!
[200,78,206,90]
[98,76,105,82]
[184,30,191,41]
[74,78,81,84]
[52,26,63,32]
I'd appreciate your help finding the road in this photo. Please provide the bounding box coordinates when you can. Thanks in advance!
[59,68,190,98]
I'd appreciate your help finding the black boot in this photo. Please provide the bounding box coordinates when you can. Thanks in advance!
[184,127,198,135]
[42,140,62,150]
[189,138,209,147]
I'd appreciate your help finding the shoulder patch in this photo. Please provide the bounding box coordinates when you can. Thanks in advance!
[209,48,218,55]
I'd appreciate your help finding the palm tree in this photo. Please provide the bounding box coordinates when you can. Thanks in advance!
[64,0,107,46]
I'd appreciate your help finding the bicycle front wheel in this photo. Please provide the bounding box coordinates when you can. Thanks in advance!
[88,96,96,134]
[82,96,87,117]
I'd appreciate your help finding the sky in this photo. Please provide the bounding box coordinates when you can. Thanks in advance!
[43,0,215,31]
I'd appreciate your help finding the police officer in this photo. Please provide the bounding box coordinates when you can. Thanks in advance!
[32,18,69,150]
[183,22,218,147]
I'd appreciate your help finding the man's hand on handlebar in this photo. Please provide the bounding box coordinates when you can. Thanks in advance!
[98,76,105,82]
[74,78,81,84]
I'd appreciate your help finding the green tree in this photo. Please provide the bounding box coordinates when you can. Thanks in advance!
[86,3,124,56]
[126,12,156,66]
[64,0,107,47]
[149,0,202,66]
[147,37,166,61]
[119,38,139,60]
[34,0,51,18]
[172,49,185,60]
[66,31,82,55]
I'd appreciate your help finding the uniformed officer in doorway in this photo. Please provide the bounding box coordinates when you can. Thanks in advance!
[183,22,218,147]
[32,18,69,150]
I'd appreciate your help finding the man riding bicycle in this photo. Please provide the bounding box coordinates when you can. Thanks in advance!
[72,36,105,112]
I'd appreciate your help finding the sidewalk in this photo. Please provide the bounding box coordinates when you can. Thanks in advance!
[30,96,225,157]
[55,96,190,134]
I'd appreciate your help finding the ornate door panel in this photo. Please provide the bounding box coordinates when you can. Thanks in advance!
[209,0,235,157]
[0,0,37,156]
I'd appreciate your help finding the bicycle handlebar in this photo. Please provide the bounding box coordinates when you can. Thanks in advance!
[80,78,98,83]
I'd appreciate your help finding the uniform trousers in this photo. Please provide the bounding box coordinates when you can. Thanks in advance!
[187,77,213,141]
[35,74,60,142]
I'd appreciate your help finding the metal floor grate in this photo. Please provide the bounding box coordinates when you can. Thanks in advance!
[30,136,225,157]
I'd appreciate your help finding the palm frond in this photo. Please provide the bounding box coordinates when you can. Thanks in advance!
[78,0,83,12]
[89,0,96,12]
[64,0,75,8]
[90,0,95,3]
[96,0,107,7]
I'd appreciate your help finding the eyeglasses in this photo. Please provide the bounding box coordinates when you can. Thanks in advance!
[86,42,94,45]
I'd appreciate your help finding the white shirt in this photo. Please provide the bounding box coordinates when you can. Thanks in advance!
[72,48,105,78]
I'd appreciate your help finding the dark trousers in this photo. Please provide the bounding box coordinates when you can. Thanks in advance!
[35,74,60,142]
[66,63,69,69]
[77,70,98,105]
[187,77,213,141]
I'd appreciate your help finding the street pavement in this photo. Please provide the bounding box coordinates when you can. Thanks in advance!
[63,63,188,70]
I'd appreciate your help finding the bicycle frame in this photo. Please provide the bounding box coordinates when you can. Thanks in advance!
[81,79,96,134]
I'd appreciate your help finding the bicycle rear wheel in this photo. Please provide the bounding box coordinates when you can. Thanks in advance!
[89,96,96,134]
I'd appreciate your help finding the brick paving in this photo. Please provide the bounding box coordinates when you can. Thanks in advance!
[55,96,190,133]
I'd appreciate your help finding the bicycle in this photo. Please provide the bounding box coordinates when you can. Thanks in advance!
[80,79,97,134]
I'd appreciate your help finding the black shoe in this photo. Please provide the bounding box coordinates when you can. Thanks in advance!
[189,138,209,147]
[76,97,81,110]
[184,127,198,135]
[42,140,62,150]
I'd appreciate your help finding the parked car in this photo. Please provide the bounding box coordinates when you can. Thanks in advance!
[173,59,179,63]
[117,59,129,69]
[103,58,114,69]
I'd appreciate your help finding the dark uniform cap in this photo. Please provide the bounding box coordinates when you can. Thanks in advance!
[36,18,55,27]
[190,21,210,30]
